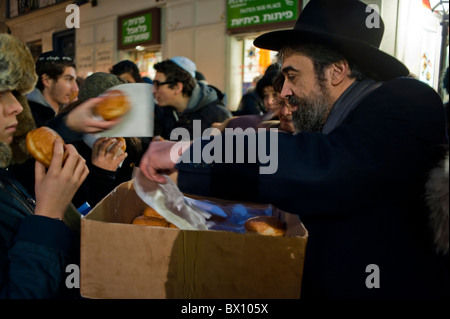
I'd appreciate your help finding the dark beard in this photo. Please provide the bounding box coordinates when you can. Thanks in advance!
[288,85,332,133]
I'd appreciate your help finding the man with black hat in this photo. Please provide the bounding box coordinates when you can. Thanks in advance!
[139,0,449,299]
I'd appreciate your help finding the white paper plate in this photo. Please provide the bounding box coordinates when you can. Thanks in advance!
[93,83,154,138]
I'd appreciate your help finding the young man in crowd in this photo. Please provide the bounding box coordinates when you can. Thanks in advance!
[153,56,231,140]
[27,51,78,127]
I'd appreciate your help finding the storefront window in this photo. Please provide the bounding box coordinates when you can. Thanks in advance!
[242,37,277,94]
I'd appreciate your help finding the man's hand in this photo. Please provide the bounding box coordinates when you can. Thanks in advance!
[64,97,122,134]
[139,140,192,183]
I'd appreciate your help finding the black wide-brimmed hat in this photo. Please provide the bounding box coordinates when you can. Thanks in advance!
[254,0,409,81]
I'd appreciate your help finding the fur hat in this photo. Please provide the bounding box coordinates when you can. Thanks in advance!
[0,33,37,94]
[0,34,37,167]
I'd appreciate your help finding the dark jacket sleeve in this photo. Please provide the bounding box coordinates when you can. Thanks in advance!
[176,78,448,216]
[46,114,84,144]
[84,165,117,207]
[1,215,79,299]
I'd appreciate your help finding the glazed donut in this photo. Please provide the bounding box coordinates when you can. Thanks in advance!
[69,90,78,103]
[116,137,126,153]
[132,215,169,227]
[26,126,67,168]
[245,215,286,237]
[143,206,163,218]
[94,90,131,120]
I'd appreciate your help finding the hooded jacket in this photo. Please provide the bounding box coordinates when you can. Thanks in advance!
[26,87,57,128]
[0,34,79,298]
[154,81,232,140]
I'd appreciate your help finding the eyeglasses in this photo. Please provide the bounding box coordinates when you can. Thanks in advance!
[153,80,176,89]
[274,97,298,112]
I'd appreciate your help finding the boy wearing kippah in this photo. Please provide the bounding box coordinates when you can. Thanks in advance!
[27,51,78,127]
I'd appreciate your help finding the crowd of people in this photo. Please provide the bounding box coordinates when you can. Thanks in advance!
[0,0,449,299]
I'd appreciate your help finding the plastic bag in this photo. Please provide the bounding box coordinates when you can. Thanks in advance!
[133,168,273,232]
[133,169,211,230]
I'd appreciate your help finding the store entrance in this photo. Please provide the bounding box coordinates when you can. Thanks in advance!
[118,47,162,81]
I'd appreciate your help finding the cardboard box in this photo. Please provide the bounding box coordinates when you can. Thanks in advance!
[80,181,308,299]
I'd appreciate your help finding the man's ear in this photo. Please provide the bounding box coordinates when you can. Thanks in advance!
[174,82,183,95]
[41,74,52,88]
[329,60,351,86]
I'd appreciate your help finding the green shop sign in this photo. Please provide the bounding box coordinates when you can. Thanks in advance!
[122,14,152,45]
[118,8,161,50]
[227,0,299,32]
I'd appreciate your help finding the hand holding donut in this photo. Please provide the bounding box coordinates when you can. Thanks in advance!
[26,126,67,168]
[91,137,128,172]
[64,90,130,134]
[33,139,89,220]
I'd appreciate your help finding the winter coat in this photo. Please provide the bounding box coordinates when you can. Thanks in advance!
[176,77,450,299]
[154,81,232,140]
[0,167,80,299]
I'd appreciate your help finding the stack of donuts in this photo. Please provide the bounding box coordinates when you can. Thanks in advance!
[132,206,287,236]
[132,206,178,229]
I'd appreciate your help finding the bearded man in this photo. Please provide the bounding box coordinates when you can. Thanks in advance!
[139,0,449,299]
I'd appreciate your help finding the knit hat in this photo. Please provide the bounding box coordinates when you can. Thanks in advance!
[0,34,37,167]
[35,51,75,79]
[170,56,196,79]
[36,51,73,67]
[78,72,126,101]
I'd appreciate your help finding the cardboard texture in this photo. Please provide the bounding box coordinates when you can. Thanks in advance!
[80,181,308,299]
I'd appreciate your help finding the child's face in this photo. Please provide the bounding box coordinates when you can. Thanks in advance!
[262,86,279,113]
[0,91,23,145]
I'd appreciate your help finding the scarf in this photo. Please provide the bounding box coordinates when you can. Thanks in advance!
[322,80,381,134]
